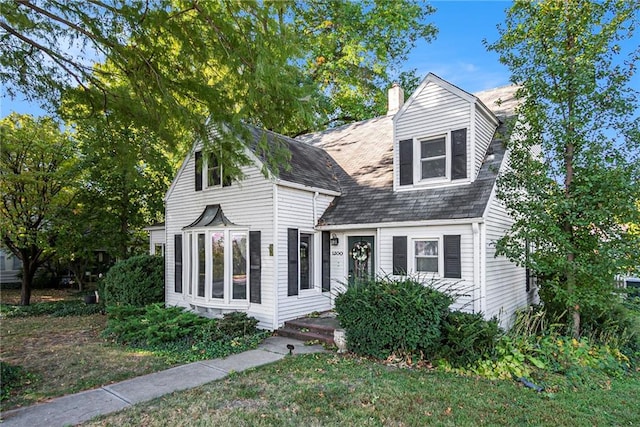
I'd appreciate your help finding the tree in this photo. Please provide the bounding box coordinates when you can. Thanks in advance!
[1,1,436,163]
[72,115,175,259]
[0,113,79,305]
[487,0,640,337]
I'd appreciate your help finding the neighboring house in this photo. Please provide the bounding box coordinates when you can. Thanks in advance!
[150,73,536,330]
[145,222,166,256]
[0,248,21,285]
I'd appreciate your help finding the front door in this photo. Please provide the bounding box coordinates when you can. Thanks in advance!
[348,235,375,285]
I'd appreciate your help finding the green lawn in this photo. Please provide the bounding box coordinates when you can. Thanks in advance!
[84,353,640,426]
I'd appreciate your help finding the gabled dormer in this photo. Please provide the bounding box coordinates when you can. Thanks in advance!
[393,73,500,191]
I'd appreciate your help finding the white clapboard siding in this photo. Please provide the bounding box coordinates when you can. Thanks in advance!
[165,147,276,328]
[484,193,528,327]
[474,107,498,179]
[148,229,165,255]
[377,224,477,312]
[275,186,334,326]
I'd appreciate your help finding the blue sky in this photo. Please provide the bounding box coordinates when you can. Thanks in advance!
[409,1,511,92]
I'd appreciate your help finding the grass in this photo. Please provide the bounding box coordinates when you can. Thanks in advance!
[83,353,640,426]
[0,289,176,411]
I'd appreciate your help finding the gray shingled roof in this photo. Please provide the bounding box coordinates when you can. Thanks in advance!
[246,125,344,193]
[295,85,518,226]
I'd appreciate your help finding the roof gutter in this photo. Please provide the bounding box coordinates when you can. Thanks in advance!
[317,217,485,231]
[274,179,341,197]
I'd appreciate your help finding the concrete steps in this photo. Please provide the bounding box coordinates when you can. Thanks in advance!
[277,315,339,346]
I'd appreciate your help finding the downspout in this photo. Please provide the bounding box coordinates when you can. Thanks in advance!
[479,222,487,314]
[313,191,319,226]
[272,184,279,329]
[472,223,481,313]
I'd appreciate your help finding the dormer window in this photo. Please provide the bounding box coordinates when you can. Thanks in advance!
[420,136,446,179]
[398,128,467,187]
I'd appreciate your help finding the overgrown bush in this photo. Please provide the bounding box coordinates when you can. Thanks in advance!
[335,277,453,359]
[437,311,501,367]
[218,312,259,337]
[103,304,268,363]
[447,307,633,391]
[102,255,164,307]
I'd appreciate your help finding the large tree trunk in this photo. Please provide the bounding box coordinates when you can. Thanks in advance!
[20,258,35,306]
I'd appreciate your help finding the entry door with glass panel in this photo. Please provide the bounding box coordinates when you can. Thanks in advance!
[348,236,375,285]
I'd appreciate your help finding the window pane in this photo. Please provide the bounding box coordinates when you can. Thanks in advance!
[421,158,446,179]
[188,234,193,295]
[197,234,206,297]
[417,257,438,272]
[421,138,445,158]
[212,232,224,299]
[232,234,247,300]
[415,240,438,256]
[300,234,312,290]
[207,153,221,186]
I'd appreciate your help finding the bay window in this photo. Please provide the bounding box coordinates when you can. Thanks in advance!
[184,228,249,305]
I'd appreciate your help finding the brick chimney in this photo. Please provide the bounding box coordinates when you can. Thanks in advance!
[387,83,404,116]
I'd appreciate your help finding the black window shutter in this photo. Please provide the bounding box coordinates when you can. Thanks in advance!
[322,231,331,292]
[451,128,467,180]
[399,139,413,185]
[443,235,462,278]
[195,151,203,191]
[392,236,407,275]
[287,228,299,296]
[249,231,261,303]
[174,234,183,293]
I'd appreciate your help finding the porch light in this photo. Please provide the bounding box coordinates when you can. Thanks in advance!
[330,233,339,246]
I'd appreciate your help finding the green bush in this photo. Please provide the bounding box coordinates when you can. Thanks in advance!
[103,304,267,363]
[103,303,209,346]
[335,277,453,359]
[218,312,259,338]
[437,311,501,367]
[102,255,164,307]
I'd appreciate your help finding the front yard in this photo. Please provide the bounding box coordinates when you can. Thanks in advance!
[0,289,175,411]
[83,352,640,426]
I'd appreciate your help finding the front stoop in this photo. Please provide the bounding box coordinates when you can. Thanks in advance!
[277,314,340,346]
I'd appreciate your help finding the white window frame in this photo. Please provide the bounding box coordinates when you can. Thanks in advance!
[182,228,249,308]
[205,152,222,189]
[416,133,450,183]
[299,230,321,295]
[412,237,441,276]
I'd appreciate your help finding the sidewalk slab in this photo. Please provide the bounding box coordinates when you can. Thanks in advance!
[103,362,229,405]
[200,348,284,373]
[259,335,328,355]
[0,388,129,427]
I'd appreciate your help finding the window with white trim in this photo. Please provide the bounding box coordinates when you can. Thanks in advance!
[420,137,446,180]
[414,239,439,273]
[184,229,248,304]
[299,233,313,290]
[207,153,221,187]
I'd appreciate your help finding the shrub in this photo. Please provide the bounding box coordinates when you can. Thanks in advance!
[335,277,453,359]
[102,255,164,307]
[103,303,210,346]
[438,311,501,367]
[103,304,267,363]
[218,312,259,338]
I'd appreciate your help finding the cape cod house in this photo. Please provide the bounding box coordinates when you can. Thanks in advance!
[150,73,536,330]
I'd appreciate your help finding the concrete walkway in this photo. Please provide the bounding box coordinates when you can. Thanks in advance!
[0,336,325,427]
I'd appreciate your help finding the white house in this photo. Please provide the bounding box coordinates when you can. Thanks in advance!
[151,73,536,330]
